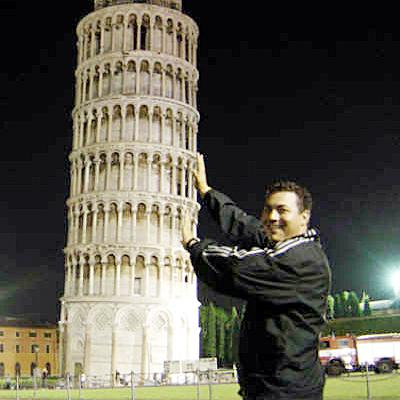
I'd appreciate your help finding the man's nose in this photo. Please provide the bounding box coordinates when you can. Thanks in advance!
[268,209,280,221]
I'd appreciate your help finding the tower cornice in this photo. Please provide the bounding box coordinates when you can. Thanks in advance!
[94,0,182,12]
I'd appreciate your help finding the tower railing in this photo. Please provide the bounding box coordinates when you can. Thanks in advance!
[94,0,181,11]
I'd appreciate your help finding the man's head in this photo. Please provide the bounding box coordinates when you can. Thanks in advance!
[261,180,312,243]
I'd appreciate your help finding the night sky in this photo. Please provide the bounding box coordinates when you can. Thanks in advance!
[1,2,400,322]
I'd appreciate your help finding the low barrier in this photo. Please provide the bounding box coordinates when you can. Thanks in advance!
[0,368,238,400]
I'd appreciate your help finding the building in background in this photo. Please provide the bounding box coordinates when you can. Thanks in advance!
[368,299,400,315]
[59,0,200,380]
[0,316,58,377]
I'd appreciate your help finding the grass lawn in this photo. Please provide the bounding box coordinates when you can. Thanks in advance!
[0,374,399,399]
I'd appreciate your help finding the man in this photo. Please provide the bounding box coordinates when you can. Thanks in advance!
[182,154,331,400]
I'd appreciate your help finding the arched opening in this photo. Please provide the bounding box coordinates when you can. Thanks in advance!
[140,61,150,95]
[150,204,160,241]
[123,152,134,190]
[115,15,124,51]
[98,153,107,192]
[176,69,183,101]
[104,18,112,52]
[149,256,160,296]
[124,105,136,141]
[166,19,174,54]
[125,61,136,94]
[112,62,123,95]
[135,255,145,295]
[95,22,101,55]
[151,154,161,191]
[165,65,173,98]
[85,70,91,101]
[128,15,138,50]
[122,203,132,242]
[110,152,120,190]
[138,153,148,191]
[164,109,173,145]
[151,107,161,143]
[85,26,92,59]
[106,254,116,295]
[185,32,190,62]
[176,23,183,58]
[136,203,147,242]
[100,108,109,142]
[139,107,150,142]
[140,15,150,50]
[111,106,122,142]
[153,16,163,52]
[102,64,111,96]
[121,254,131,295]
[153,63,162,96]
[108,202,118,242]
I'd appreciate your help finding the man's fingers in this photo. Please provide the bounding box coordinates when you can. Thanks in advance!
[196,153,205,169]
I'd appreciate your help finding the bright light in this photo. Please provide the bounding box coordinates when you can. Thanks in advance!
[390,270,400,298]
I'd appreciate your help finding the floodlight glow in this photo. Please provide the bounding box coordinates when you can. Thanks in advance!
[390,270,400,298]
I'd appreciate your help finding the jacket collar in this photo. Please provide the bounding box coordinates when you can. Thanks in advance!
[265,228,320,256]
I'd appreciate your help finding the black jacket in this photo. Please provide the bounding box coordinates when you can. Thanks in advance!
[188,190,331,400]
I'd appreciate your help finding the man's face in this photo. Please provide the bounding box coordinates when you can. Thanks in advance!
[261,191,310,243]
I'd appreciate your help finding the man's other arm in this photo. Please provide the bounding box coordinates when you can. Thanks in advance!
[187,239,299,304]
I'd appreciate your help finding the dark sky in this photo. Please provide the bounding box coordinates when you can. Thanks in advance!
[1,2,400,322]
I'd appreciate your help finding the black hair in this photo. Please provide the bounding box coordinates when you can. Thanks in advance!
[265,180,312,212]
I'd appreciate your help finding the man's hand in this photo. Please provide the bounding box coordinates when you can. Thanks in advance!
[194,153,211,197]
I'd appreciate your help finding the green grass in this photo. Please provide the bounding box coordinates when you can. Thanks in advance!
[0,374,399,399]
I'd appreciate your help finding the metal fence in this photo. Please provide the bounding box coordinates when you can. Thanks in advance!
[0,368,238,400]
[2,366,397,400]
[335,363,400,400]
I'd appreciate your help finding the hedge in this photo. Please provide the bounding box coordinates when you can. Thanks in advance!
[322,313,400,336]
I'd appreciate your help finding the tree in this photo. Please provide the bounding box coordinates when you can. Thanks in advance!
[239,303,246,321]
[363,297,372,316]
[216,307,228,366]
[224,307,236,367]
[231,307,241,366]
[203,303,217,357]
[334,293,344,318]
[199,304,209,357]
[348,291,361,317]
[327,294,335,319]
[341,291,351,317]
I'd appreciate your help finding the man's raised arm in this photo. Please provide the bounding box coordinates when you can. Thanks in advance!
[194,153,265,249]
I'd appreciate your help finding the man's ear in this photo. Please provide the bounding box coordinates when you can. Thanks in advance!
[302,209,311,226]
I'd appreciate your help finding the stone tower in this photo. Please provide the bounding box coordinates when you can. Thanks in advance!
[58,0,200,380]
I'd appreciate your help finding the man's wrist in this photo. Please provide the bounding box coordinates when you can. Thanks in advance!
[198,185,212,198]
[184,237,200,250]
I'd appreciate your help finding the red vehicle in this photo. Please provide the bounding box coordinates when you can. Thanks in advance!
[319,335,358,376]
[319,333,400,376]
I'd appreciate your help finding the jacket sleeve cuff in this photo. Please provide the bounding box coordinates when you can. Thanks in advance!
[202,188,217,207]
[187,238,215,260]
[184,237,200,251]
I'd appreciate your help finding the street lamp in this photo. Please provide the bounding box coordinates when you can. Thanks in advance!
[33,345,39,375]
[390,270,400,298]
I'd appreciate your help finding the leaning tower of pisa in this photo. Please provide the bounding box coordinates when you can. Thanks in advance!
[58,0,200,380]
